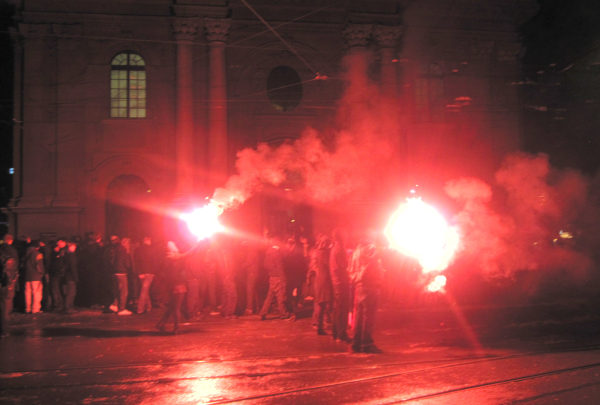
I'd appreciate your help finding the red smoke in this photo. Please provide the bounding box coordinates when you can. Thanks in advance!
[211,49,599,294]
[213,49,403,211]
[445,152,594,284]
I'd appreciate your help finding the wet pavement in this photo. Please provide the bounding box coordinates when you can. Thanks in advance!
[2,299,600,404]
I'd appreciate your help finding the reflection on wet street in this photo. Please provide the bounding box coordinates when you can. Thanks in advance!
[2,303,600,404]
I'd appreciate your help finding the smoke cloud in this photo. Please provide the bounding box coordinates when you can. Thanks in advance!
[445,152,596,284]
[211,48,599,291]
[212,49,402,210]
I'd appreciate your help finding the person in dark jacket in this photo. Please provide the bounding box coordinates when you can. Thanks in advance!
[49,238,68,313]
[311,234,333,335]
[349,240,383,353]
[329,229,351,342]
[134,236,158,314]
[1,234,20,336]
[259,234,291,320]
[23,240,45,314]
[63,241,79,313]
[283,236,307,315]
[156,241,188,334]
[105,235,132,315]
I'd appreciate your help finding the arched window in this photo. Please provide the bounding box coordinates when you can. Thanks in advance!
[110,52,146,118]
[267,66,303,112]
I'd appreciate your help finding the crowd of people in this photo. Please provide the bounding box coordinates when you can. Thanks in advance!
[0,229,398,353]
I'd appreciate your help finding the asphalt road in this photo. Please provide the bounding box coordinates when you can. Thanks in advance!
[1,299,600,404]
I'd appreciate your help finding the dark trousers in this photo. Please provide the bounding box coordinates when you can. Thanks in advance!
[207,270,218,311]
[1,283,16,334]
[158,291,185,332]
[64,280,77,311]
[50,275,64,312]
[352,292,377,351]
[331,286,350,339]
[245,271,258,313]
[112,274,128,311]
[315,301,330,332]
[259,276,289,317]
[221,276,237,317]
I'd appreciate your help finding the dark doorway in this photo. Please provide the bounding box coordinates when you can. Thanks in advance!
[105,175,153,241]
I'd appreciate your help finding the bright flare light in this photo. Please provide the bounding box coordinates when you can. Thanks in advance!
[384,197,460,274]
[180,203,224,240]
[427,275,447,293]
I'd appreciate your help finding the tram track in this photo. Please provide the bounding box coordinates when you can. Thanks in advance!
[2,344,600,404]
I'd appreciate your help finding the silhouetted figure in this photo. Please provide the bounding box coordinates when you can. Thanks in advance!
[156,241,188,334]
[349,241,383,353]
[259,235,291,320]
[63,241,79,313]
[311,234,333,335]
[23,241,45,314]
[134,236,158,314]
[329,229,351,342]
[1,234,19,336]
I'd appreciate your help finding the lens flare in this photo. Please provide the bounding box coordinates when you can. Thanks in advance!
[384,197,460,274]
[427,275,447,292]
[180,202,224,240]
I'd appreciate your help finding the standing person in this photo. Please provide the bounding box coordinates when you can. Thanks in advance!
[63,241,79,313]
[49,238,68,313]
[39,240,53,312]
[121,237,136,310]
[23,241,45,314]
[185,240,208,318]
[134,236,158,314]
[156,241,188,334]
[240,240,261,315]
[349,240,383,353]
[218,242,237,319]
[283,236,307,315]
[329,229,351,343]
[259,234,291,320]
[105,235,132,315]
[1,234,20,337]
[311,234,333,335]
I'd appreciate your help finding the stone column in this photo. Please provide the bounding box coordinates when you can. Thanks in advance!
[374,25,402,98]
[342,24,372,90]
[204,18,231,190]
[173,18,199,197]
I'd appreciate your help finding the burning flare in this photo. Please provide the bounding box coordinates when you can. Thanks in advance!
[384,197,460,291]
[180,202,224,241]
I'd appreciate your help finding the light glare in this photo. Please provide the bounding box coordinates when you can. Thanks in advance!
[180,203,224,240]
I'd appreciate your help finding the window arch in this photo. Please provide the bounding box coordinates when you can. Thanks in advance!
[267,66,303,112]
[110,52,146,118]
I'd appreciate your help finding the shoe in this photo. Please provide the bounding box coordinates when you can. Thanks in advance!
[155,323,166,332]
[349,346,362,353]
[363,345,383,354]
[260,314,266,321]
[317,329,327,336]
[109,304,118,312]
[117,309,132,316]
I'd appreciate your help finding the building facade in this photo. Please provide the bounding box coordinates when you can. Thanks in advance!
[6,0,536,240]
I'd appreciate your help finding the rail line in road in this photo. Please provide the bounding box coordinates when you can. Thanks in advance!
[2,345,600,403]
[204,353,600,404]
